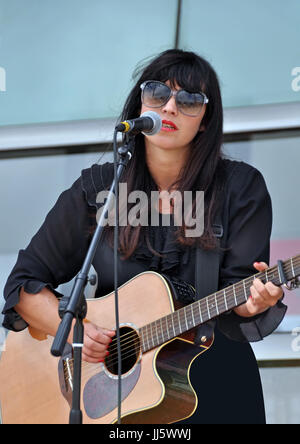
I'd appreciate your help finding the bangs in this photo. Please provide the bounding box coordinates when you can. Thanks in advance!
[134,50,209,95]
[155,63,208,94]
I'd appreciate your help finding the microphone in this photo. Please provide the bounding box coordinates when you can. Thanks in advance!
[115,111,162,136]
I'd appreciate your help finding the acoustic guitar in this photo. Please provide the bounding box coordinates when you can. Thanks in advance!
[0,255,299,424]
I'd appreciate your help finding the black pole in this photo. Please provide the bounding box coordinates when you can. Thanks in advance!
[50,136,134,424]
[69,316,84,424]
[174,0,182,49]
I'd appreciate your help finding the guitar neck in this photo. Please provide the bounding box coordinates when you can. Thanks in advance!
[140,254,300,352]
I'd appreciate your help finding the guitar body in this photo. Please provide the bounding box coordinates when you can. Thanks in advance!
[121,337,208,424]
[0,272,212,424]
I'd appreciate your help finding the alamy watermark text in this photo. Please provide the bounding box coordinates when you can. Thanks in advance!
[291,67,300,92]
[96,184,204,238]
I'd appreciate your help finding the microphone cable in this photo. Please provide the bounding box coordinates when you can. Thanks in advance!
[113,128,122,424]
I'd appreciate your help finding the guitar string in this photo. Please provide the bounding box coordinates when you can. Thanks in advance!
[66,257,300,375]
[67,285,300,380]
[68,269,300,377]
[86,255,299,361]
[71,257,300,371]
[68,263,283,381]
[84,257,300,363]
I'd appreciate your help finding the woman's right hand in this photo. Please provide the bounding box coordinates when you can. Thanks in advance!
[81,322,115,363]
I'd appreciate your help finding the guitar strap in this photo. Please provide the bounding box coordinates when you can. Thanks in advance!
[194,218,224,345]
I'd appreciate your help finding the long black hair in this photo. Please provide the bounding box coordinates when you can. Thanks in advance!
[107,49,225,259]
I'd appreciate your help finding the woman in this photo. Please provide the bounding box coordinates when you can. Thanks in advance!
[2,49,286,424]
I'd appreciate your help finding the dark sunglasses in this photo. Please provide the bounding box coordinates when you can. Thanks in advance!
[140,80,209,117]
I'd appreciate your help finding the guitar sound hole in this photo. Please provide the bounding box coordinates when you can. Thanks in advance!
[105,326,141,376]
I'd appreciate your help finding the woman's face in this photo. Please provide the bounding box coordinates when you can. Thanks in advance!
[140,80,207,153]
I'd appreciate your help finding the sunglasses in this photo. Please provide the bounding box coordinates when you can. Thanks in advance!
[140,80,209,117]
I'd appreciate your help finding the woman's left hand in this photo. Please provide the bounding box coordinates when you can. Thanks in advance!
[233,261,284,318]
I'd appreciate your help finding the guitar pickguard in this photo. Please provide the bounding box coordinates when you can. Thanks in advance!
[57,340,142,420]
[83,363,141,419]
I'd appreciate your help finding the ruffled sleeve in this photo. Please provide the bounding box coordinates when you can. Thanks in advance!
[2,163,114,332]
[81,162,114,209]
[217,161,287,342]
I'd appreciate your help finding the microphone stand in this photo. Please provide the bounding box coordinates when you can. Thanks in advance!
[51,134,134,424]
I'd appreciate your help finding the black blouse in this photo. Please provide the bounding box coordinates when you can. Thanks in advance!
[2,159,289,424]
[2,159,286,339]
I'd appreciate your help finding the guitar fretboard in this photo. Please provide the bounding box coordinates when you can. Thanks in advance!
[139,254,300,352]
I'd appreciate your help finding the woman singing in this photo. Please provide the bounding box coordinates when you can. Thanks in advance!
[2,49,286,424]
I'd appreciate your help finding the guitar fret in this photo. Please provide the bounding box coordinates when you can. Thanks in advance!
[206,297,211,319]
[160,318,164,343]
[265,270,268,282]
[155,323,159,346]
[185,306,190,330]
[145,325,150,350]
[176,310,181,334]
[148,325,152,349]
[168,314,174,338]
[165,316,170,340]
[186,305,194,329]
[224,289,228,311]
[188,307,194,328]
[198,301,203,323]
[170,315,175,338]
[171,313,176,337]
[206,295,217,318]
[225,287,234,310]
[212,296,217,316]
[191,304,196,327]
[233,285,237,306]
[243,280,248,301]
[184,306,188,330]
[150,323,154,348]
[145,326,150,351]
[215,293,219,315]
[155,320,159,346]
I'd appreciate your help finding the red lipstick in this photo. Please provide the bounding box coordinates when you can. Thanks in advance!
[161,120,178,131]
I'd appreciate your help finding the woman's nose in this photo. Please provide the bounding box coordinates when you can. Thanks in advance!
[161,94,178,115]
